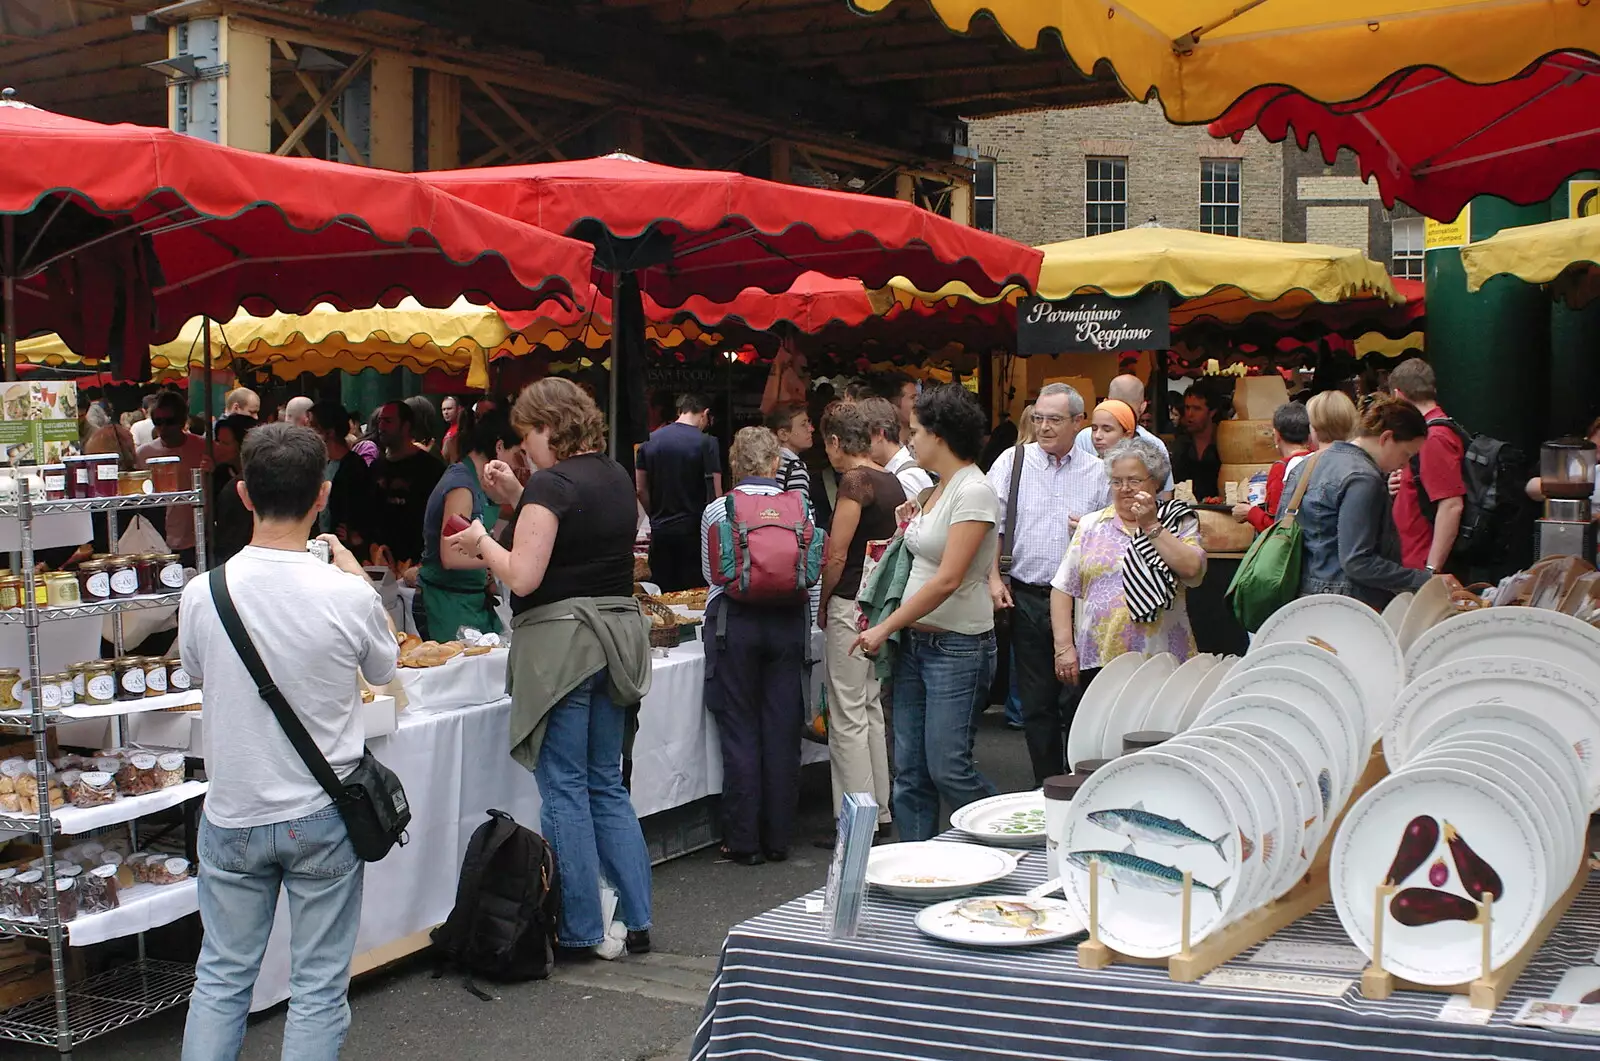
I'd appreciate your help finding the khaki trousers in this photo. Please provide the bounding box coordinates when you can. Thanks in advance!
[823,596,892,824]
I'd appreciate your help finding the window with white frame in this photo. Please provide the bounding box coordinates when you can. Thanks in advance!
[1392,216,1425,280]
[1199,159,1241,236]
[1085,157,1127,236]
[974,158,996,233]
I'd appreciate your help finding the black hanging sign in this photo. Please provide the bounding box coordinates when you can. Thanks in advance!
[1017,290,1170,355]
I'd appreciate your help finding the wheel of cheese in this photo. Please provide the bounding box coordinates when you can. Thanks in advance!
[1216,420,1279,464]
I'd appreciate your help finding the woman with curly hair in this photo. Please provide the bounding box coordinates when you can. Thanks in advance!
[445,377,653,960]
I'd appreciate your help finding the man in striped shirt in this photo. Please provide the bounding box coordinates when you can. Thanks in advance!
[765,404,820,629]
[986,383,1110,786]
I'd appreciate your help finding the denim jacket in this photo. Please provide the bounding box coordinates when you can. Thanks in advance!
[1292,441,1428,610]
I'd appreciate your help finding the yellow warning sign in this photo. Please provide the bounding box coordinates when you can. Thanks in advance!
[1424,204,1471,250]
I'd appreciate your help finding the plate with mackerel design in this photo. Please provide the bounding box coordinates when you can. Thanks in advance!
[1060,749,1241,959]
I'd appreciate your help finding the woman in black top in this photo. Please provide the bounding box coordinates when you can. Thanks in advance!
[444,378,651,961]
[818,402,904,836]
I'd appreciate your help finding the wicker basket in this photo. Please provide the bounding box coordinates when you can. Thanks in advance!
[639,596,683,649]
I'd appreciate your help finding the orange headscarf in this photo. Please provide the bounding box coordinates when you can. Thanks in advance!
[1095,399,1137,436]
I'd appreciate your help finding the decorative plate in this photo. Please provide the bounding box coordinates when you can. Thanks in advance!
[1397,576,1456,655]
[1101,653,1179,757]
[1405,607,1600,693]
[1173,730,1293,912]
[1209,718,1326,870]
[1385,656,1600,808]
[1205,664,1359,809]
[1410,748,1564,887]
[865,842,1021,900]
[1174,658,1234,733]
[1065,651,1146,768]
[914,894,1086,948]
[1254,593,1405,734]
[1142,654,1218,734]
[1235,640,1369,747]
[1331,765,1547,986]
[1192,725,1308,903]
[1406,703,1586,821]
[1195,693,1341,828]
[1060,750,1242,958]
[949,791,1048,846]
[1382,591,1414,634]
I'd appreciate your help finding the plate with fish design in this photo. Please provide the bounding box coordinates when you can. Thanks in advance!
[1203,665,1359,808]
[1194,693,1340,830]
[1207,719,1325,883]
[1157,737,1268,919]
[914,894,1086,948]
[1232,640,1369,747]
[1065,651,1147,769]
[865,842,1022,900]
[1254,593,1405,734]
[949,791,1048,845]
[1060,749,1242,958]
[1188,725,1306,904]
[1330,764,1547,986]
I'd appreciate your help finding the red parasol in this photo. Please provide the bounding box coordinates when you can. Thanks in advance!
[0,96,594,379]
[1209,54,1600,222]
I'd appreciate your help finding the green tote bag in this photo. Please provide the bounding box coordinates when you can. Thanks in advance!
[1225,453,1320,633]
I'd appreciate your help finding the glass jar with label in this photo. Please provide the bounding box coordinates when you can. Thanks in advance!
[0,668,19,710]
[80,663,116,706]
[33,676,62,712]
[117,470,152,497]
[167,656,197,691]
[130,554,157,596]
[55,672,75,709]
[89,454,120,498]
[77,560,111,602]
[114,657,146,701]
[105,557,139,599]
[146,455,182,494]
[62,455,93,499]
[40,464,67,501]
[43,571,80,608]
[0,576,22,611]
[153,554,185,592]
[143,657,168,697]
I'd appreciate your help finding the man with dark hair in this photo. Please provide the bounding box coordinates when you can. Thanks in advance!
[131,392,162,447]
[636,392,723,591]
[1233,402,1313,531]
[178,423,397,1060]
[1171,388,1226,501]
[136,390,208,561]
[1388,358,1465,574]
[879,372,918,439]
[861,395,932,499]
[370,400,445,566]
[764,404,813,495]
[310,401,373,551]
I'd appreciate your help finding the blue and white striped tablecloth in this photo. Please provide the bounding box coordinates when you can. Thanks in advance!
[692,838,1600,1060]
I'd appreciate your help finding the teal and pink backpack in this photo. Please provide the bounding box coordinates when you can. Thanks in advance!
[707,490,822,605]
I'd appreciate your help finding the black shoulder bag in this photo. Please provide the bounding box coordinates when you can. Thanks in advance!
[209,566,411,862]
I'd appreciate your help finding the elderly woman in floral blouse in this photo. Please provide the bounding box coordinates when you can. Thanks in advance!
[1049,436,1206,686]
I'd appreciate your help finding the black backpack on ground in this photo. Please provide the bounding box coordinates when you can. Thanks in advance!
[1411,416,1525,567]
[431,809,560,990]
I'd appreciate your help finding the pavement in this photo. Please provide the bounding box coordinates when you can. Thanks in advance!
[62,709,1036,1061]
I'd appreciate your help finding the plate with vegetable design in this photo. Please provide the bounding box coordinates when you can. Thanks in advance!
[1254,593,1405,734]
[950,791,1048,846]
[866,842,1021,900]
[1330,764,1547,986]
[915,894,1086,948]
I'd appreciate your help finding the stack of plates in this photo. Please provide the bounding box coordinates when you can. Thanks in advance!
[1066,651,1239,764]
[1331,699,1589,985]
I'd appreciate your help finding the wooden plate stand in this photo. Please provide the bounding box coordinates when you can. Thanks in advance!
[1077,749,1389,982]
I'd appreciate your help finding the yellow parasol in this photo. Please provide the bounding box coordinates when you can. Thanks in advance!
[848,0,1598,124]
[1461,212,1600,307]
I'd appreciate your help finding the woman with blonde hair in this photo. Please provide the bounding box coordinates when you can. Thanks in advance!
[445,377,653,960]
[701,426,813,864]
[1278,390,1359,518]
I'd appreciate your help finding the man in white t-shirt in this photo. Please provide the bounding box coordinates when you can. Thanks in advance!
[860,395,933,499]
[130,393,161,448]
[1072,373,1175,494]
[178,423,397,1061]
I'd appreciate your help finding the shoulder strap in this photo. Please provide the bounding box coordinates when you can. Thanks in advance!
[1284,452,1320,518]
[208,566,346,805]
[999,442,1026,579]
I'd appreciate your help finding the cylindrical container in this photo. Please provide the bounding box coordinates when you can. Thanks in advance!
[1073,757,1114,776]
[117,470,152,496]
[67,664,86,702]
[0,668,21,711]
[1121,730,1173,754]
[77,560,111,602]
[153,553,185,592]
[80,662,116,706]
[40,464,67,501]
[31,579,45,608]
[63,455,93,499]
[105,557,139,599]
[33,676,62,712]
[143,657,168,697]
[0,577,22,611]
[44,571,81,608]
[56,672,75,709]
[89,454,120,498]
[167,656,197,691]
[1042,774,1086,888]
[145,455,182,494]
[113,657,146,701]
[131,554,157,596]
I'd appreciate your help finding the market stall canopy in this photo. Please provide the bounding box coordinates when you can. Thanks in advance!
[419,154,1043,305]
[1461,212,1600,307]
[0,96,594,379]
[845,0,1600,124]
[1209,53,1600,221]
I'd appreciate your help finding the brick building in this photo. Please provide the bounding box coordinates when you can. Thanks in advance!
[969,101,1419,279]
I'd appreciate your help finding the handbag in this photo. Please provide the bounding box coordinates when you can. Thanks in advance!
[1225,453,1321,633]
[208,566,411,862]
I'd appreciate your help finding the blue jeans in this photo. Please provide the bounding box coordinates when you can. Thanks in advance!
[892,629,999,842]
[536,669,653,947]
[1005,646,1024,727]
[182,806,364,1061]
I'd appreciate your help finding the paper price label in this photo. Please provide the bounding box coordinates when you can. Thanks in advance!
[1248,940,1369,973]
[1200,968,1354,998]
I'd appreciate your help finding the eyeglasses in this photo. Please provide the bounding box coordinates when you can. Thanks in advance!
[1030,412,1082,426]
[1109,476,1154,489]
[151,416,181,428]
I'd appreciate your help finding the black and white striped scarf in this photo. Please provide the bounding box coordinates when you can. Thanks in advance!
[1120,499,1193,624]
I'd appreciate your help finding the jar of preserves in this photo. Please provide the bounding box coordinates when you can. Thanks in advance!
[167,656,198,691]
[67,663,86,702]
[40,464,67,501]
[88,454,120,498]
[62,455,93,499]
[31,579,45,608]
[32,675,62,712]
[114,658,146,701]
[0,576,23,611]
[80,662,115,706]
[146,455,182,494]
[130,554,157,596]
[43,571,80,608]
[153,553,185,592]
[105,557,139,599]
[143,657,168,697]
[117,470,152,496]
[77,560,111,602]
[0,668,20,710]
